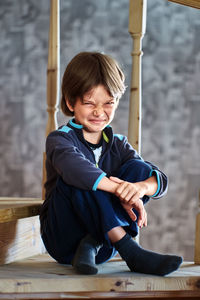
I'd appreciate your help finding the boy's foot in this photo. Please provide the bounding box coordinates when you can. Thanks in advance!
[114,233,183,276]
[72,235,101,275]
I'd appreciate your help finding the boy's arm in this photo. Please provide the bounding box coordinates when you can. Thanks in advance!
[110,175,158,204]
[97,175,157,196]
[96,176,118,193]
[97,176,148,227]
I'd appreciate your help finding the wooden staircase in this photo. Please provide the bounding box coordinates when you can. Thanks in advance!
[0,198,45,265]
[0,197,199,299]
[0,196,198,299]
[0,198,199,299]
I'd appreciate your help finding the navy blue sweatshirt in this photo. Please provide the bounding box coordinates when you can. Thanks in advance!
[44,119,168,202]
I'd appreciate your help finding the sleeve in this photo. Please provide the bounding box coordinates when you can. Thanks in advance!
[116,135,168,199]
[46,131,106,191]
[145,161,168,199]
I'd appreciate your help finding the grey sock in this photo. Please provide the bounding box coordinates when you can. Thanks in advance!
[114,233,183,276]
[72,235,102,275]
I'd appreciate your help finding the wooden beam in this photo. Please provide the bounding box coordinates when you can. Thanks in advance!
[128,0,147,155]
[168,0,200,9]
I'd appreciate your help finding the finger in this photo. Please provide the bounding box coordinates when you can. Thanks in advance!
[128,194,140,206]
[121,203,137,222]
[115,184,128,199]
[127,208,137,222]
[109,176,123,184]
[136,203,145,228]
[117,182,131,198]
[144,209,147,227]
[128,192,140,205]
[120,188,131,201]
[123,188,137,202]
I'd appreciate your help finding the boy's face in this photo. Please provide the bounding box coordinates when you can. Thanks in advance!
[66,85,118,136]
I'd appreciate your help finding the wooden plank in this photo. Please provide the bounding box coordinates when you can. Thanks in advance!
[0,198,42,223]
[0,216,45,265]
[0,290,200,300]
[0,197,42,203]
[168,0,200,9]
[0,254,200,294]
[0,204,42,223]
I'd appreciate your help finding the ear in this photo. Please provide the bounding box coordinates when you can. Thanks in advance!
[65,98,74,113]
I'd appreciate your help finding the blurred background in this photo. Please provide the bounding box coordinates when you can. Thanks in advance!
[0,0,200,261]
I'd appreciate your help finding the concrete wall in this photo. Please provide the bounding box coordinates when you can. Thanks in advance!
[0,0,200,261]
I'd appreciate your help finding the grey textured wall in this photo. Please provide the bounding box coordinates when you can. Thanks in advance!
[0,0,200,261]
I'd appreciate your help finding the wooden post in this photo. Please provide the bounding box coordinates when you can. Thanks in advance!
[46,0,60,136]
[128,0,147,155]
[194,191,200,264]
[42,0,60,199]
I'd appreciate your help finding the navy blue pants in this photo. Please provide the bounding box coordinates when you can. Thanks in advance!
[40,159,152,265]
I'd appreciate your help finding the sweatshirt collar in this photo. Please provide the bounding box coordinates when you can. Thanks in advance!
[67,118,113,146]
[69,119,83,129]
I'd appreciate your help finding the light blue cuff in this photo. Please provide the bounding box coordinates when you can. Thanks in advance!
[149,169,160,197]
[92,172,106,191]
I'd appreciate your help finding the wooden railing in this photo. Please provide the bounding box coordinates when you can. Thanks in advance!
[128,0,147,155]
[168,0,200,9]
[42,0,60,200]
[45,0,60,137]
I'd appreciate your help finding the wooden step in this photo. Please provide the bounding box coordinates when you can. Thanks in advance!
[0,253,199,299]
[0,197,42,223]
[0,198,45,265]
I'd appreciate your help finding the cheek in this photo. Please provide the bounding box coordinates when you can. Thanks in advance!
[75,108,91,118]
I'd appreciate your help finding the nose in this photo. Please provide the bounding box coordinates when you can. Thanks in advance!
[93,105,104,116]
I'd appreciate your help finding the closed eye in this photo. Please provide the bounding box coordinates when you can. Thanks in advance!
[83,102,94,106]
[105,101,115,105]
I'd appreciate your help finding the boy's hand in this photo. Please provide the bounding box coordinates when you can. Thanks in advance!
[109,176,148,228]
[110,176,148,204]
[120,200,147,228]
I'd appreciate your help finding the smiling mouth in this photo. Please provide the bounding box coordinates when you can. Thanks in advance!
[89,119,106,123]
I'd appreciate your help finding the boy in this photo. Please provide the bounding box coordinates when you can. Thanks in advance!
[40,52,182,276]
